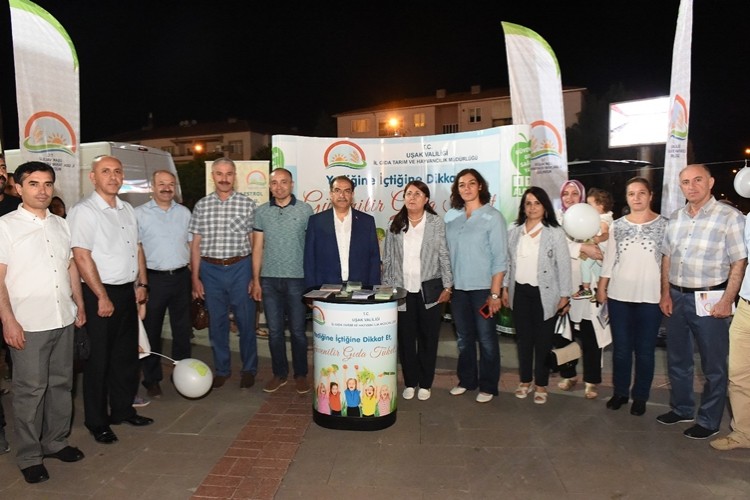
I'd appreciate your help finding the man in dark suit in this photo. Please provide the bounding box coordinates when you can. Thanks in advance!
[304,176,381,288]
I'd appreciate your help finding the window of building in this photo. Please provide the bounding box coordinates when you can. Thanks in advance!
[469,107,482,123]
[351,119,370,133]
[161,146,175,155]
[413,113,425,128]
[228,140,243,156]
[442,124,459,134]
[492,117,513,127]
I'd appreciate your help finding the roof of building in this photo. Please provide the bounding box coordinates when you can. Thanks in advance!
[334,85,587,117]
[108,118,296,142]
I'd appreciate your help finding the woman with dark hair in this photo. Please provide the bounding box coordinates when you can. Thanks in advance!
[596,177,667,416]
[444,169,508,403]
[502,187,572,404]
[382,180,453,401]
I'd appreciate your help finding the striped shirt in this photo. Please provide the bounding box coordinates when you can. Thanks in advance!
[188,191,256,259]
[661,197,746,288]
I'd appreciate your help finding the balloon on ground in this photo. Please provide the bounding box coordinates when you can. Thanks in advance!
[562,203,601,241]
[172,358,213,398]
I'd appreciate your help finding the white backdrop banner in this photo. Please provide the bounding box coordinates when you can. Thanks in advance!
[271,126,531,236]
[10,0,79,205]
[503,22,568,209]
[661,0,692,217]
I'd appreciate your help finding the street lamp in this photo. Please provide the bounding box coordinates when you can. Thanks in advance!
[388,118,407,137]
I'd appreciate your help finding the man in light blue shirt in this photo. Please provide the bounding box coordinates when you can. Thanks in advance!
[135,170,192,398]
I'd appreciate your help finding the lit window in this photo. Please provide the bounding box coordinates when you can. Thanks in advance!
[413,113,425,128]
[351,119,370,133]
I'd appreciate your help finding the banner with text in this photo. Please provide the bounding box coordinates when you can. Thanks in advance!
[661,0,692,217]
[503,22,568,209]
[271,126,530,237]
[11,0,80,205]
[204,160,270,205]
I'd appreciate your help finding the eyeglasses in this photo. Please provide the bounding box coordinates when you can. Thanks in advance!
[404,191,424,198]
[332,188,353,195]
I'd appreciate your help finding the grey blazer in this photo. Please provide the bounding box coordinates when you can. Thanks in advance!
[382,212,453,306]
[504,223,573,320]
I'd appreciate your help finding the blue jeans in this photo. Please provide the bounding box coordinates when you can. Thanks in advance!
[200,259,257,377]
[451,289,500,395]
[608,299,662,401]
[666,288,730,430]
[261,277,308,379]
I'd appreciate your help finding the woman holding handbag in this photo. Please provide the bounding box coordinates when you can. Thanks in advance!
[502,187,572,404]
[596,177,667,416]
[382,180,453,401]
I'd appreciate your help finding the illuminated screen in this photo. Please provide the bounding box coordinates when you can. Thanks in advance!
[608,96,669,148]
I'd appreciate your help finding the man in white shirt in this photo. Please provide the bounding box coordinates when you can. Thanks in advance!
[68,156,152,445]
[0,161,86,483]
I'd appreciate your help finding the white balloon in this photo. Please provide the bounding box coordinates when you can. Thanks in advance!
[172,358,213,398]
[734,167,750,198]
[562,203,601,241]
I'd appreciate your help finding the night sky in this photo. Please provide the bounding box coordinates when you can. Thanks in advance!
[0,1,747,162]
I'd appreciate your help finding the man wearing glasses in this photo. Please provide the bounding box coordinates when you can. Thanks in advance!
[303,176,380,289]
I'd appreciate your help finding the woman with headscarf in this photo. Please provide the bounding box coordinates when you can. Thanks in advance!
[555,179,604,399]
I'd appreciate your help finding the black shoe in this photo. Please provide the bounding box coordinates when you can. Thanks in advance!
[212,375,228,389]
[240,372,255,388]
[111,414,154,426]
[656,410,694,425]
[684,424,719,440]
[88,426,118,444]
[21,464,49,484]
[144,382,162,398]
[606,395,629,410]
[630,400,647,416]
[44,445,85,462]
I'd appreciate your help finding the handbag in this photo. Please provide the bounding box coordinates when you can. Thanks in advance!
[191,298,209,330]
[421,278,444,305]
[553,312,573,340]
[548,341,582,368]
[73,325,90,361]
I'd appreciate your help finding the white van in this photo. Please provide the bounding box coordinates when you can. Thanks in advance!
[4,141,182,207]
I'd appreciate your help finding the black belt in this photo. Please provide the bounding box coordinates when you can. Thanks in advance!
[670,281,727,294]
[102,282,135,289]
[147,266,188,275]
[742,298,750,306]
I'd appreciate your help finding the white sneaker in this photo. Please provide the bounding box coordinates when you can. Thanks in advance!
[417,388,431,400]
[402,387,416,400]
[449,386,467,396]
[476,392,494,403]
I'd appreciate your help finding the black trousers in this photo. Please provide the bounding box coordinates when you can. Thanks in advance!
[556,319,602,384]
[141,268,192,385]
[512,283,557,387]
[82,283,139,427]
[397,292,442,389]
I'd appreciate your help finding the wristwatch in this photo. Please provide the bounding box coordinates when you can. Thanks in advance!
[490,292,500,300]
[137,282,150,291]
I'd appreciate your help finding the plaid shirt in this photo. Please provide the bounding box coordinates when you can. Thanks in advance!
[188,191,256,259]
[661,197,747,288]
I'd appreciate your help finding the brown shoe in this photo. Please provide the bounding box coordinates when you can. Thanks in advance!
[295,376,310,394]
[240,372,255,388]
[263,376,287,393]
[145,383,162,398]
[212,375,228,389]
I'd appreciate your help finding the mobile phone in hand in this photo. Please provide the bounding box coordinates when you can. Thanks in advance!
[479,302,492,319]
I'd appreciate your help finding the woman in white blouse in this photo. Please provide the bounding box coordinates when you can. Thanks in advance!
[596,177,667,416]
[502,187,572,404]
[382,181,453,402]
